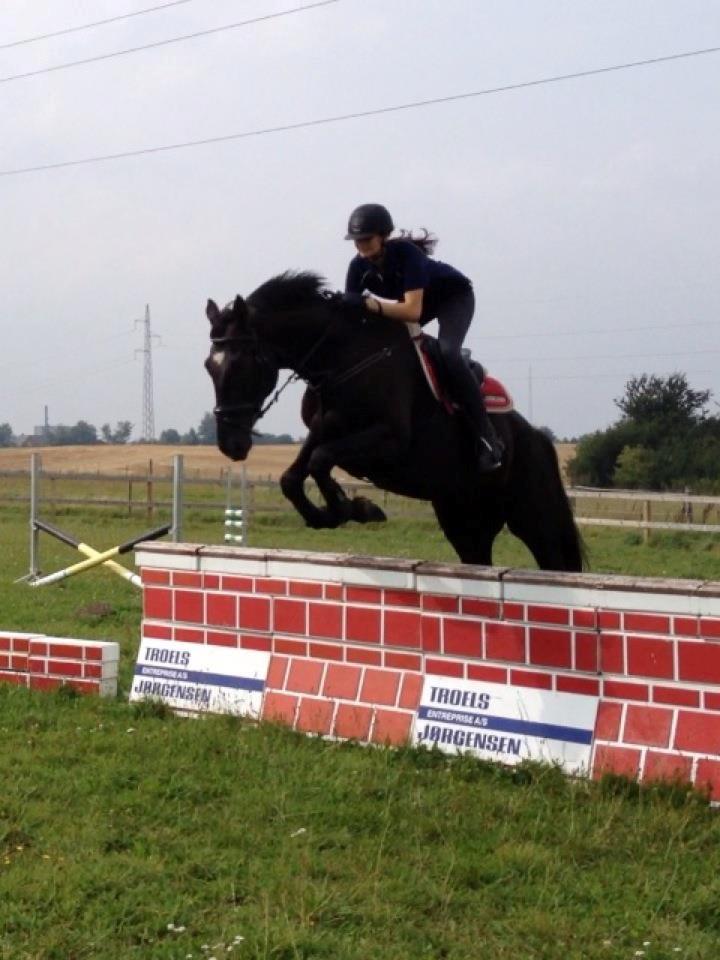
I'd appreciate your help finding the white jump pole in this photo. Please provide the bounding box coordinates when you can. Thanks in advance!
[29,452,41,578]
[29,523,170,588]
[33,518,142,588]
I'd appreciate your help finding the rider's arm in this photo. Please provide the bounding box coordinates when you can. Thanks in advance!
[365,290,423,323]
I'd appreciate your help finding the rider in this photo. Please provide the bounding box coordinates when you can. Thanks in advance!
[344,202,503,473]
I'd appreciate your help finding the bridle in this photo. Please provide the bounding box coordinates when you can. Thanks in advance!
[209,317,337,426]
[210,305,394,426]
[210,332,276,426]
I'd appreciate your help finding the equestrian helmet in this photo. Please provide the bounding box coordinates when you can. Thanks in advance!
[345,203,394,240]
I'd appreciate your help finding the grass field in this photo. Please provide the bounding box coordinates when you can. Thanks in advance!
[2,459,720,958]
[2,685,720,960]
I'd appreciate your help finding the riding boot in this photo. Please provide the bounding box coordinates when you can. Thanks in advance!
[450,366,503,473]
[473,399,504,473]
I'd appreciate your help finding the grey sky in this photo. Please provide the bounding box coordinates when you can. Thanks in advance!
[1,0,718,441]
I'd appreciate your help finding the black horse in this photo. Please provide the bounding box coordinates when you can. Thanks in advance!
[205,272,584,570]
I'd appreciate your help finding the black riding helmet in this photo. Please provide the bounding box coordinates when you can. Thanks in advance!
[345,203,394,240]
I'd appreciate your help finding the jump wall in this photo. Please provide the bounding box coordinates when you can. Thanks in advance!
[136,543,720,800]
[0,632,119,696]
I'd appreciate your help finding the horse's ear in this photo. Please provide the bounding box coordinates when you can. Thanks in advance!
[233,295,247,317]
[206,299,220,323]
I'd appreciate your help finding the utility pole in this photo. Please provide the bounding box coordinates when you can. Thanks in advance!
[528,365,533,423]
[135,305,158,442]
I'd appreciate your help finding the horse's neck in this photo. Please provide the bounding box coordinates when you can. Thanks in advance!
[258,307,333,372]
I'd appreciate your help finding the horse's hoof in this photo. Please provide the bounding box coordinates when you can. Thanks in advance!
[306,509,343,530]
[351,497,387,524]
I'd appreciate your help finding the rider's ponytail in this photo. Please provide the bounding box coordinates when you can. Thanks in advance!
[396,228,438,256]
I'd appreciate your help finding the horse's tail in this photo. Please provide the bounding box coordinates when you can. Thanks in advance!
[506,418,587,572]
[537,429,587,571]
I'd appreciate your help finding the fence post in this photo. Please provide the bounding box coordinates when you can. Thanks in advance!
[172,454,184,543]
[642,498,651,545]
[684,486,693,525]
[147,459,154,522]
[29,453,41,577]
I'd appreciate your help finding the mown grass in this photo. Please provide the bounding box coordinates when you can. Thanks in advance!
[2,484,720,958]
[1,685,719,960]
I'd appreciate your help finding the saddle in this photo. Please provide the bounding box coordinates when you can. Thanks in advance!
[406,324,513,414]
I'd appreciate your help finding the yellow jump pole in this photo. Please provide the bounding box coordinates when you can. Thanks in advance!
[29,523,170,589]
[33,519,142,588]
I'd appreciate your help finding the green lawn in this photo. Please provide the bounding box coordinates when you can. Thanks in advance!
[1,686,719,960]
[2,491,720,959]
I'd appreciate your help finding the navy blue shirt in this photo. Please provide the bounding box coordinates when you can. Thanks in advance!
[345,239,471,324]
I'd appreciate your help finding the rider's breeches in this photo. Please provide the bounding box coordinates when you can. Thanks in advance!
[436,288,488,426]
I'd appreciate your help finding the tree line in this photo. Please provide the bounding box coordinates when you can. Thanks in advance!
[0,413,295,448]
[568,373,720,492]
[4,373,714,493]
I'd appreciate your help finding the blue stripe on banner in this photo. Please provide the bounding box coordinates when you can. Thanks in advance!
[417,705,592,745]
[134,664,265,692]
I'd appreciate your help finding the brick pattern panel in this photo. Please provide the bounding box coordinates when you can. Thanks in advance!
[0,632,119,697]
[139,555,720,800]
[260,654,422,747]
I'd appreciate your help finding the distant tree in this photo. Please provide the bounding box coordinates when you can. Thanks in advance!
[182,427,199,445]
[255,432,295,445]
[567,420,642,487]
[197,412,217,445]
[47,421,99,445]
[159,428,181,444]
[613,445,659,489]
[569,372,720,491]
[615,373,710,426]
[0,423,14,447]
[101,421,133,444]
[113,420,133,444]
[71,421,99,444]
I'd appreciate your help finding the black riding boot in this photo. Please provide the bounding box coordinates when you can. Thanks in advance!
[448,361,503,473]
[472,397,504,473]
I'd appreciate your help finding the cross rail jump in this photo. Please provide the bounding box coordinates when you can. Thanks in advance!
[28,519,169,589]
[18,452,184,589]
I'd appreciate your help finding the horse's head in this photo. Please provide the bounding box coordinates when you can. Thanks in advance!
[205,295,279,461]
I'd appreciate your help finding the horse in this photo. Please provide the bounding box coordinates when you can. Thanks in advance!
[205,271,584,571]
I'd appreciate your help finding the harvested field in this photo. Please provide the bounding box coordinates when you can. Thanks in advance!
[0,444,301,479]
[0,441,576,481]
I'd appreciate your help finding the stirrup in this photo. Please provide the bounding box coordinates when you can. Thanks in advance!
[477,437,502,473]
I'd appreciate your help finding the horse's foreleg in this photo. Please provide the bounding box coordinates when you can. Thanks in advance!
[279,436,337,529]
[307,424,400,525]
[280,432,381,529]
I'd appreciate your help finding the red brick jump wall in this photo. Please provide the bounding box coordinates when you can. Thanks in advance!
[136,543,720,800]
[0,633,119,696]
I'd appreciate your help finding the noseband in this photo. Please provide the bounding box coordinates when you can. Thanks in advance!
[210,333,274,425]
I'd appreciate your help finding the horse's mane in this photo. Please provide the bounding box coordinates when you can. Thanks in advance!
[248,271,328,313]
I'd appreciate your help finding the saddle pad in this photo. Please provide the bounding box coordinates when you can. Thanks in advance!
[407,324,514,414]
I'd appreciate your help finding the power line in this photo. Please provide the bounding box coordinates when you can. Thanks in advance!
[0,0,197,50]
[483,318,720,342]
[529,367,714,382]
[0,0,340,85]
[1,43,718,178]
[488,347,720,365]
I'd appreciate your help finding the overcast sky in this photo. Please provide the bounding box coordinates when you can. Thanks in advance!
[1,0,719,442]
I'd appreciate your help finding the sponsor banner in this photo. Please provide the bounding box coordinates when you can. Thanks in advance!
[413,677,598,774]
[130,638,270,717]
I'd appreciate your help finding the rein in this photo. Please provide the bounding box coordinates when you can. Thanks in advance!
[313,346,394,392]
[211,315,394,423]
